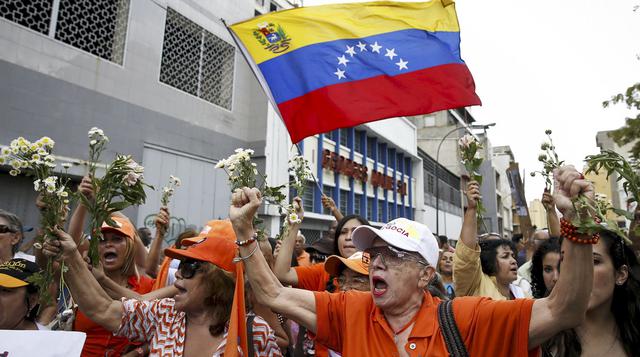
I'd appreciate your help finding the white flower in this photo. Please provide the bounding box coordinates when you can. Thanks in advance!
[0,157,5,165]
[63,199,70,204]
[458,134,475,149]
[251,163,257,167]
[246,149,255,155]
[11,147,19,154]
[288,213,302,224]
[124,171,141,186]
[46,185,56,193]
[10,139,19,148]
[215,159,226,169]
[38,137,55,148]
[1,147,10,156]
[29,144,39,152]
[43,176,57,187]
[253,169,258,175]
[90,140,97,146]
[61,162,72,169]
[235,148,244,153]
[9,169,19,176]
[33,242,42,250]
[58,191,69,198]
[19,145,28,153]
[45,162,56,168]
[20,160,28,168]
[126,159,144,174]
[9,159,21,169]
[33,179,41,191]
[228,164,235,171]
[31,153,41,162]
[37,148,48,156]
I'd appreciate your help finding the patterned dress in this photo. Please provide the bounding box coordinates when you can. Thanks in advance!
[116,298,281,356]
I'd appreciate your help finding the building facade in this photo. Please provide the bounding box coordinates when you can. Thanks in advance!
[0,0,277,245]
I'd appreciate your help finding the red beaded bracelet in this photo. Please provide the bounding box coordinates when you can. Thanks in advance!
[560,218,600,244]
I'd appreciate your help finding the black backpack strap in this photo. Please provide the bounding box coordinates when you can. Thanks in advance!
[437,300,469,357]
[246,314,256,357]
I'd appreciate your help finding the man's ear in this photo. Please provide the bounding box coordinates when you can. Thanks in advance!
[418,266,436,290]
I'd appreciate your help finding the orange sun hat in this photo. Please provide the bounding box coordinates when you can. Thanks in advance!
[164,219,247,355]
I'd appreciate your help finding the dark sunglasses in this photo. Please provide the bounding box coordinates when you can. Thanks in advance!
[177,259,203,279]
[363,245,428,267]
[0,225,17,234]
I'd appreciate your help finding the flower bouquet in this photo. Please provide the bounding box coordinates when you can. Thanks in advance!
[0,136,73,304]
[161,175,182,206]
[80,128,153,265]
[458,134,488,232]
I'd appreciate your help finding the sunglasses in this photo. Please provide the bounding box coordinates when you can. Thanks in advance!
[363,245,428,267]
[177,259,203,279]
[0,225,17,234]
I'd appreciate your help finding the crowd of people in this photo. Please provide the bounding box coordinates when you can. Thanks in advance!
[1,164,640,357]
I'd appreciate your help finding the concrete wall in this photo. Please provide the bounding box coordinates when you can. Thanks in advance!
[0,0,268,238]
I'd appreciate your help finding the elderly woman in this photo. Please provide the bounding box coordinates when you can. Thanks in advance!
[230,165,597,356]
[43,220,281,356]
[453,181,529,299]
[0,258,46,330]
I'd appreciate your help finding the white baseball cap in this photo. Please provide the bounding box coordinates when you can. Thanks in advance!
[352,218,439,266]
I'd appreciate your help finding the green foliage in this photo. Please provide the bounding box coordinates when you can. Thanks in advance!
[604,82,640,159]
[531,130,564,191]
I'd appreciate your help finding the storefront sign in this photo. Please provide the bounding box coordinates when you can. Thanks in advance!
[321,149,407,196]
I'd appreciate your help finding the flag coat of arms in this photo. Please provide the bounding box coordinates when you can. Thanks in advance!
[229,1,481,143]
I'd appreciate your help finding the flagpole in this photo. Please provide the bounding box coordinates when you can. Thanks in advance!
[223,19,325,200]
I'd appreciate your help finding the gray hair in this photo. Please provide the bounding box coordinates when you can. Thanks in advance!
[296,232,306,244]
[0,209,24,255]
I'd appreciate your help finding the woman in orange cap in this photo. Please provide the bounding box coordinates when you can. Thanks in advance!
[43,220,281,356]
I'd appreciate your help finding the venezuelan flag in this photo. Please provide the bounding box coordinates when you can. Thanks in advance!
[229,1,481,142]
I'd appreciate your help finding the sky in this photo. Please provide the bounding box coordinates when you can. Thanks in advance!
[303,0,640,202]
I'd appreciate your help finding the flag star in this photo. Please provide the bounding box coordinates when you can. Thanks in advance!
[395,58,409,70]
[345,45,356,57]
[356,41,368,52]
[334,68,346,80]
[370,42,382,53]
[385,48,397,60]
[337,55,350,66]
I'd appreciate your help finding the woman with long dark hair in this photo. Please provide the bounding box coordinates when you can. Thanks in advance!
[544,232,640,356]
[530,238,561,299]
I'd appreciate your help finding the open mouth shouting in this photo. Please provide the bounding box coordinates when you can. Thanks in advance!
[371,275,388,297]
[101,250,119,266]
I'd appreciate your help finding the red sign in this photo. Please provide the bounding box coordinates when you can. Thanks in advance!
[321,149,407,196]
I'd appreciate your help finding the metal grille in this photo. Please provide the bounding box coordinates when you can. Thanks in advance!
[55,0,129,64]
[300,228,322,245]
[0,0,129,64]
[160,8,235,110]
[0,0,52,35]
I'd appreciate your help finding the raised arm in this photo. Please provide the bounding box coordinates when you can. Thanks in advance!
[528,166,594,348]
[273,197,303,285]
[321,195,344,222]
[453,181,484,297]
[89,262,178,300]
[145,207,169,277]
[43,227,123,332]
[542,191,561,237]
[68,175,94,249]
[230,188,318,332]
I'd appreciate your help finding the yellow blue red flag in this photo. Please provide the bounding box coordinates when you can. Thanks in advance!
[229,1,481,142]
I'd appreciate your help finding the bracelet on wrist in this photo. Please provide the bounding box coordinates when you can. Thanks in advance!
[560,218,600,244]
[233,242,259,263]
[236,233,258,247]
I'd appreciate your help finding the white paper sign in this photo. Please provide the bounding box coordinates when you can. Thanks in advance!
[0,330,86,357]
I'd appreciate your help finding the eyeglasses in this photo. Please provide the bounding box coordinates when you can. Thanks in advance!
[177,259,203,279]
[337,275,369,286]
[363,245,428,267]
[0,225,17,234]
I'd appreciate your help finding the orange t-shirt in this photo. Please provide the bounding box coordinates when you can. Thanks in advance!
[294,262,333,292]
[75,275,155,357]
[314,291,540,357]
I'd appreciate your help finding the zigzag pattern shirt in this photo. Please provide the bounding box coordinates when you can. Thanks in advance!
[116,298,281,356]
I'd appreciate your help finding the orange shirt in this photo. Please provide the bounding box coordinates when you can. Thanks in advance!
[296,251,312,267]
[75,275,155,357]
[294,262,332,292]
[314,291,539,357]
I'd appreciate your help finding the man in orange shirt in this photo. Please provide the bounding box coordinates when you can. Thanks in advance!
[231,166,594,356]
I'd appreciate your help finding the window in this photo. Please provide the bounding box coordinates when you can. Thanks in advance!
[354,194,362,216]
[322,186,333,215]
[367,137,375,160]
[160,8,235,110]
[378,145,386,163]
[269,1,279,12]
[388,202,394,220]
[302,182,314,213]
[339,189,348,213]
[340,128,348,147]
[354,131,362,153]
[367,197,374,221]
[377,200,384,222]
[0,0,130,64]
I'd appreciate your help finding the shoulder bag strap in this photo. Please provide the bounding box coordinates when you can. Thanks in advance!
[437,300,469,357]
[246,314,256,357]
